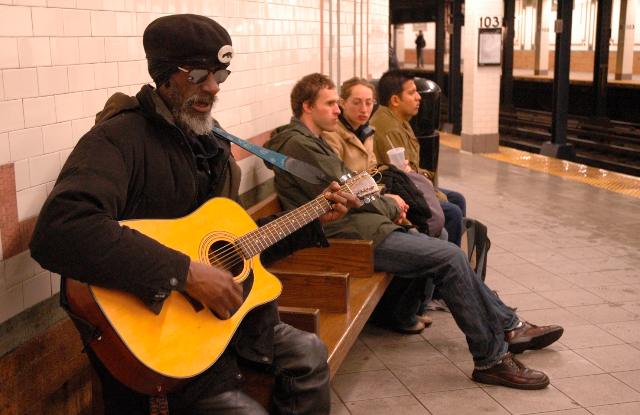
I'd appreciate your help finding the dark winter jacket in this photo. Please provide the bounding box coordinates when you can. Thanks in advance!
[265,118,404,247]
[378,165,432,235]
[29,85,327,408]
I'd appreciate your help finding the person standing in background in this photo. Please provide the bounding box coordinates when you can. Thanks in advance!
[415,30,426,68]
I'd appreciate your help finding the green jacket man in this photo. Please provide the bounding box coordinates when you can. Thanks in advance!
[266,73,565,389]
[265,72,429,335]
[266,117,402,247]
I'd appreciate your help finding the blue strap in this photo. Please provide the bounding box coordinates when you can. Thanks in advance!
[212,127,331,185]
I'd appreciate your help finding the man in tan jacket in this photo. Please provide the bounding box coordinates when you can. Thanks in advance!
[370,69,467,246]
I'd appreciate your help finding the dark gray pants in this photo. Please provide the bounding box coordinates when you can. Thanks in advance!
[188,323,330,415]
[94,322,329,415]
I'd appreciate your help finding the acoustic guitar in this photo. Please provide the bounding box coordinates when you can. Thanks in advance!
[65,171,378,395]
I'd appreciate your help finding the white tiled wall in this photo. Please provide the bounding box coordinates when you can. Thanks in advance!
[368,0,389,79]
[0,133,11,165]
[461,0,503,136]
[0,0,390,324]
[321,0,388,82]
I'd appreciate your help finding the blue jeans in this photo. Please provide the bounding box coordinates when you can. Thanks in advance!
[440,188,466,246]
[374,231,517,369]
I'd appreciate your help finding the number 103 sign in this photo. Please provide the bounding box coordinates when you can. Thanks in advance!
[479,16,502,28]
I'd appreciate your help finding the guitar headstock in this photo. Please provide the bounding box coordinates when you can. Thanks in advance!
[340,171,380,205]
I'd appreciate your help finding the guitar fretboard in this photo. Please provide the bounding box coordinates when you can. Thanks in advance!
[237,192,339,258]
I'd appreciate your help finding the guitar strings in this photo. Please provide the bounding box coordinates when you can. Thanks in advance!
[204,195,331,272]
[204,177,369,273]
[206,196,328,270]
[214,177,364,266]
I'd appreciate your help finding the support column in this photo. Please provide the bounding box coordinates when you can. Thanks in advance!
[501,0,515,110]
[460,0,503,153]
[395,25,406,67]
[615,0,636,81]
[435,0,446,89]
[448,0,463,135]
[542,0,575,159]
[534,0,551,75]
[592,0,613,118]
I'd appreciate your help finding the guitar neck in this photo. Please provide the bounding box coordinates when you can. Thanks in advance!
[237,194,333,258]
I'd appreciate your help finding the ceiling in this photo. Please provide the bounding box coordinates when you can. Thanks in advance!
[389,0,439,24]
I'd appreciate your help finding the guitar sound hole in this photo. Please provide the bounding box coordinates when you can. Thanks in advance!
[208,240,244,277]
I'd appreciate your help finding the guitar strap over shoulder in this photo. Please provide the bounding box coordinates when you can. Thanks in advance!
[212,127,332,185]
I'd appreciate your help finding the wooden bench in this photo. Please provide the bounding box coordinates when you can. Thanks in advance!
[0,194,391,414]
[248,194,392,378]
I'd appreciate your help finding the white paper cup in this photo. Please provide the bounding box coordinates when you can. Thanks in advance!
[386,147,406,169]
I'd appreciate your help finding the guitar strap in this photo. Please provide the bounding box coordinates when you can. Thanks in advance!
[212,127,332,185]
[149,395,169,415]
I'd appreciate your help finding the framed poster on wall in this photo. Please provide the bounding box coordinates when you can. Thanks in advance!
[478,28,502,66]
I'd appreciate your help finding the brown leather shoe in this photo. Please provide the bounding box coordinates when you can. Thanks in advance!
[506,321,564,354]
[472,353,550,390]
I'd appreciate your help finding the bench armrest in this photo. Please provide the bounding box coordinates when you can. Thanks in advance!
[271,269,349,313]
[268,239,375,278]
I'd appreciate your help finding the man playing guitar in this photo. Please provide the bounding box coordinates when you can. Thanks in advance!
[30,14,357,415]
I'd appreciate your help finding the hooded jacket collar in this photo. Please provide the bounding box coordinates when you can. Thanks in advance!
[94,84,181,130]
[338,112,374,143]
[270,117,318,143]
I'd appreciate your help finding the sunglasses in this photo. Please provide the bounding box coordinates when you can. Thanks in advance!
[177,67,231,84]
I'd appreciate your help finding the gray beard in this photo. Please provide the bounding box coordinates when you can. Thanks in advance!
[176,108,214,136]
[166,85,216,136]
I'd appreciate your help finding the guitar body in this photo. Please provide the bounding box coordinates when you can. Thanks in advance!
[64,171,379,396]
[65,198,282,395]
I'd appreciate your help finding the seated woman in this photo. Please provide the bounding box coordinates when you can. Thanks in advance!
[321,77,438,328]
[321,77,446,242]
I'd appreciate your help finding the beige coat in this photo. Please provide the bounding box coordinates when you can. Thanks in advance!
[321,121,377,173]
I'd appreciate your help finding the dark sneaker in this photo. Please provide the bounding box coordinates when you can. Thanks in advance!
[506,321,564,354]
[472,353,550,390]
[415,313,433,327]
[393,320,425,335]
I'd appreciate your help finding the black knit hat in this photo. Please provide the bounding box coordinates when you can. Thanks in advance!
[143,14,234,85]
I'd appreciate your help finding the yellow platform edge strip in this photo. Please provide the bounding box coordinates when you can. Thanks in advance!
[439,132,640,199]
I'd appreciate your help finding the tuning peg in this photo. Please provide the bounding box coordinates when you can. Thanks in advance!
[364,196,371,204]
[339,173,352,184]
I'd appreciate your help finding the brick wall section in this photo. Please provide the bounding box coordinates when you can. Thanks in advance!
[0,164,19,259]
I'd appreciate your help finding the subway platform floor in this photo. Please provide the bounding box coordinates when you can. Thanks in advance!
[329,135,640,414]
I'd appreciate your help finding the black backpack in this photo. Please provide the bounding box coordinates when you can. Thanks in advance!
[462,218,491,281]
[378,165,432,235]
